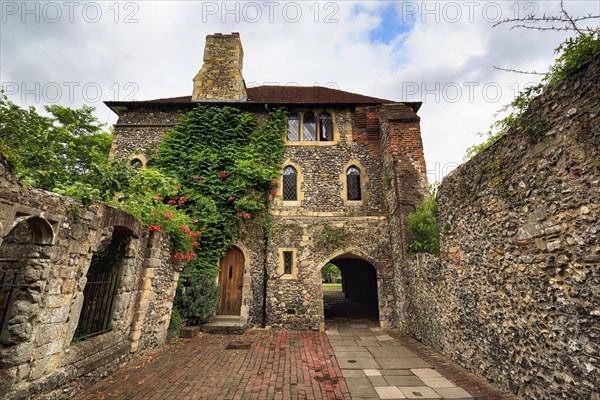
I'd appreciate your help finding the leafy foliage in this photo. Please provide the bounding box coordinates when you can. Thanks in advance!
[407,194,440,255]
[174,270,219,325]
[167,305,183,342]
[548,30,600,84]
[314,223,347,253]
[0,94,112,192]
[466,17,599,159]
[0,95,197,255]
[155,105,286,274]
[321,263,341,283]
[154,105,286,322]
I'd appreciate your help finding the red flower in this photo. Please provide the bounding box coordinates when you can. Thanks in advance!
[148,225,161,232]
[193,175,199,180]
[176,185,181,190]
[270,189,277,195]
[271,180,279,186]
[254,196,261,201]
[178,196,187,204]
[168,199,177,205]
[163,212,173,220]
[193,219,199,223]
[200,179,206,183]
[228,196,236,201]
[219,171,228,178]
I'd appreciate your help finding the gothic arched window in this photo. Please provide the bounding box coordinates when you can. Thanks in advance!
[346,166,361,201]
[282,166,298,201]
[319,112,333,141]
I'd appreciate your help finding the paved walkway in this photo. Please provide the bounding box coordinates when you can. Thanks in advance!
[76,293,514,399]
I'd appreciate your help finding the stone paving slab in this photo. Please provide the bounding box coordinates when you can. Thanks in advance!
[327,319,517,400]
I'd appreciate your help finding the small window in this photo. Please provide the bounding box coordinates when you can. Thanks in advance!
[287,113,300,141]
[283,252,293,275]
[303,112,316,141]
[282,166,297,201]
[319,112,333,141]
[131,158,143,169]
[347,166,361,201]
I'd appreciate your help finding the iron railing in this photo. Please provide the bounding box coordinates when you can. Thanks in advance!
[0,269,24,341]
[73,272,119,341]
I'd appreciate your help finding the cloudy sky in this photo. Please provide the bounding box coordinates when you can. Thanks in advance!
[1,0,598,182]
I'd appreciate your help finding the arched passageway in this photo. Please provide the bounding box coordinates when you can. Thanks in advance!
[321,257,379,321]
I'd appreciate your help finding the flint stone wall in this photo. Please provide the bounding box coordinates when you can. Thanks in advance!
[0,159,179,400]
[398,54,600,399]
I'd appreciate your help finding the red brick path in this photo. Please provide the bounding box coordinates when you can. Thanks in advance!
[78,331,351,400]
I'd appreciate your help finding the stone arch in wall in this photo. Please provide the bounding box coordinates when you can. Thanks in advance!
[0,217,54,369]
[317,248,382,324]
[70,226,137,342]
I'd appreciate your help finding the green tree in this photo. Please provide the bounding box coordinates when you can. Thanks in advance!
[407,194,440,255]
[0,94,112,191]
[321,263,341,283]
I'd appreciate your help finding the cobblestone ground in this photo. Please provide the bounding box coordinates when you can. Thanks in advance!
[78,331,350,400]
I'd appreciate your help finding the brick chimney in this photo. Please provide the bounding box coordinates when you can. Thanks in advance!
[192,33,247,102]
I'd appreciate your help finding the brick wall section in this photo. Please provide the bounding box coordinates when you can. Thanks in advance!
[380,104,429,251]
[398,54,600,399]
[353,106,382,158]
[0,159,179,400]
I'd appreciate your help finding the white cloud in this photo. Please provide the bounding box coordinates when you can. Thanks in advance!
[1,0,598,181]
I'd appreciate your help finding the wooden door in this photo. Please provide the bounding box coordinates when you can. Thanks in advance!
[217,247,244,315]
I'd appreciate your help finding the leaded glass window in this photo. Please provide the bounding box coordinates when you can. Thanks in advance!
[283,166,297,201]
[303,112,316,141]
[319,112,333,141]
[347,166,361,201]
[287,113,300,141]
[283,251,293,275]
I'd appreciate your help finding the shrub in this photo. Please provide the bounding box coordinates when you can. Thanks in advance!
[167,306,182,342]
[407,194,440,255]
[174,269,219,325]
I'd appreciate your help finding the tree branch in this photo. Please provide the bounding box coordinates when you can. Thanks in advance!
[493,66,546,75]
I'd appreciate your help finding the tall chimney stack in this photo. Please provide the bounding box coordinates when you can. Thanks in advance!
[192,33,247,102]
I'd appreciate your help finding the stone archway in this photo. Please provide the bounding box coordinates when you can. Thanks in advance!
[318,251,381,324]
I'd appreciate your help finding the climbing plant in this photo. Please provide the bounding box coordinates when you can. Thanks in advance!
[465,2,600,159]
[155,105,286,323]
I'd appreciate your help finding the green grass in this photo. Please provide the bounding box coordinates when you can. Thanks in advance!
[322,283,342,290]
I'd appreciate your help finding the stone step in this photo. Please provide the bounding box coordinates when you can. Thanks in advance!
[200,316,248,334]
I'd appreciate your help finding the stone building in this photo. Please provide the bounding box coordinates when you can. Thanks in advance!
[106,33,429,330]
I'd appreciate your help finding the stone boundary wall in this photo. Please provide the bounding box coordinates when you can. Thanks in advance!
[398,54,599,399]
[0,158,179,400]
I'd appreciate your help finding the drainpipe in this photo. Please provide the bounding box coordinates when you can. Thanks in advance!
[261,184,269,328]
[261,103,271,328]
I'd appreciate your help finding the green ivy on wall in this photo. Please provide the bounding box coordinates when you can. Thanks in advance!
[155,105,286,324]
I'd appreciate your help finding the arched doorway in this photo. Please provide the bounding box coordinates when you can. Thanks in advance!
[217,247,244,315]
[321,256,379,321]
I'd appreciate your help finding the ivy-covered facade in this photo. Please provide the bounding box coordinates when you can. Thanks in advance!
[106,33,429,330]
